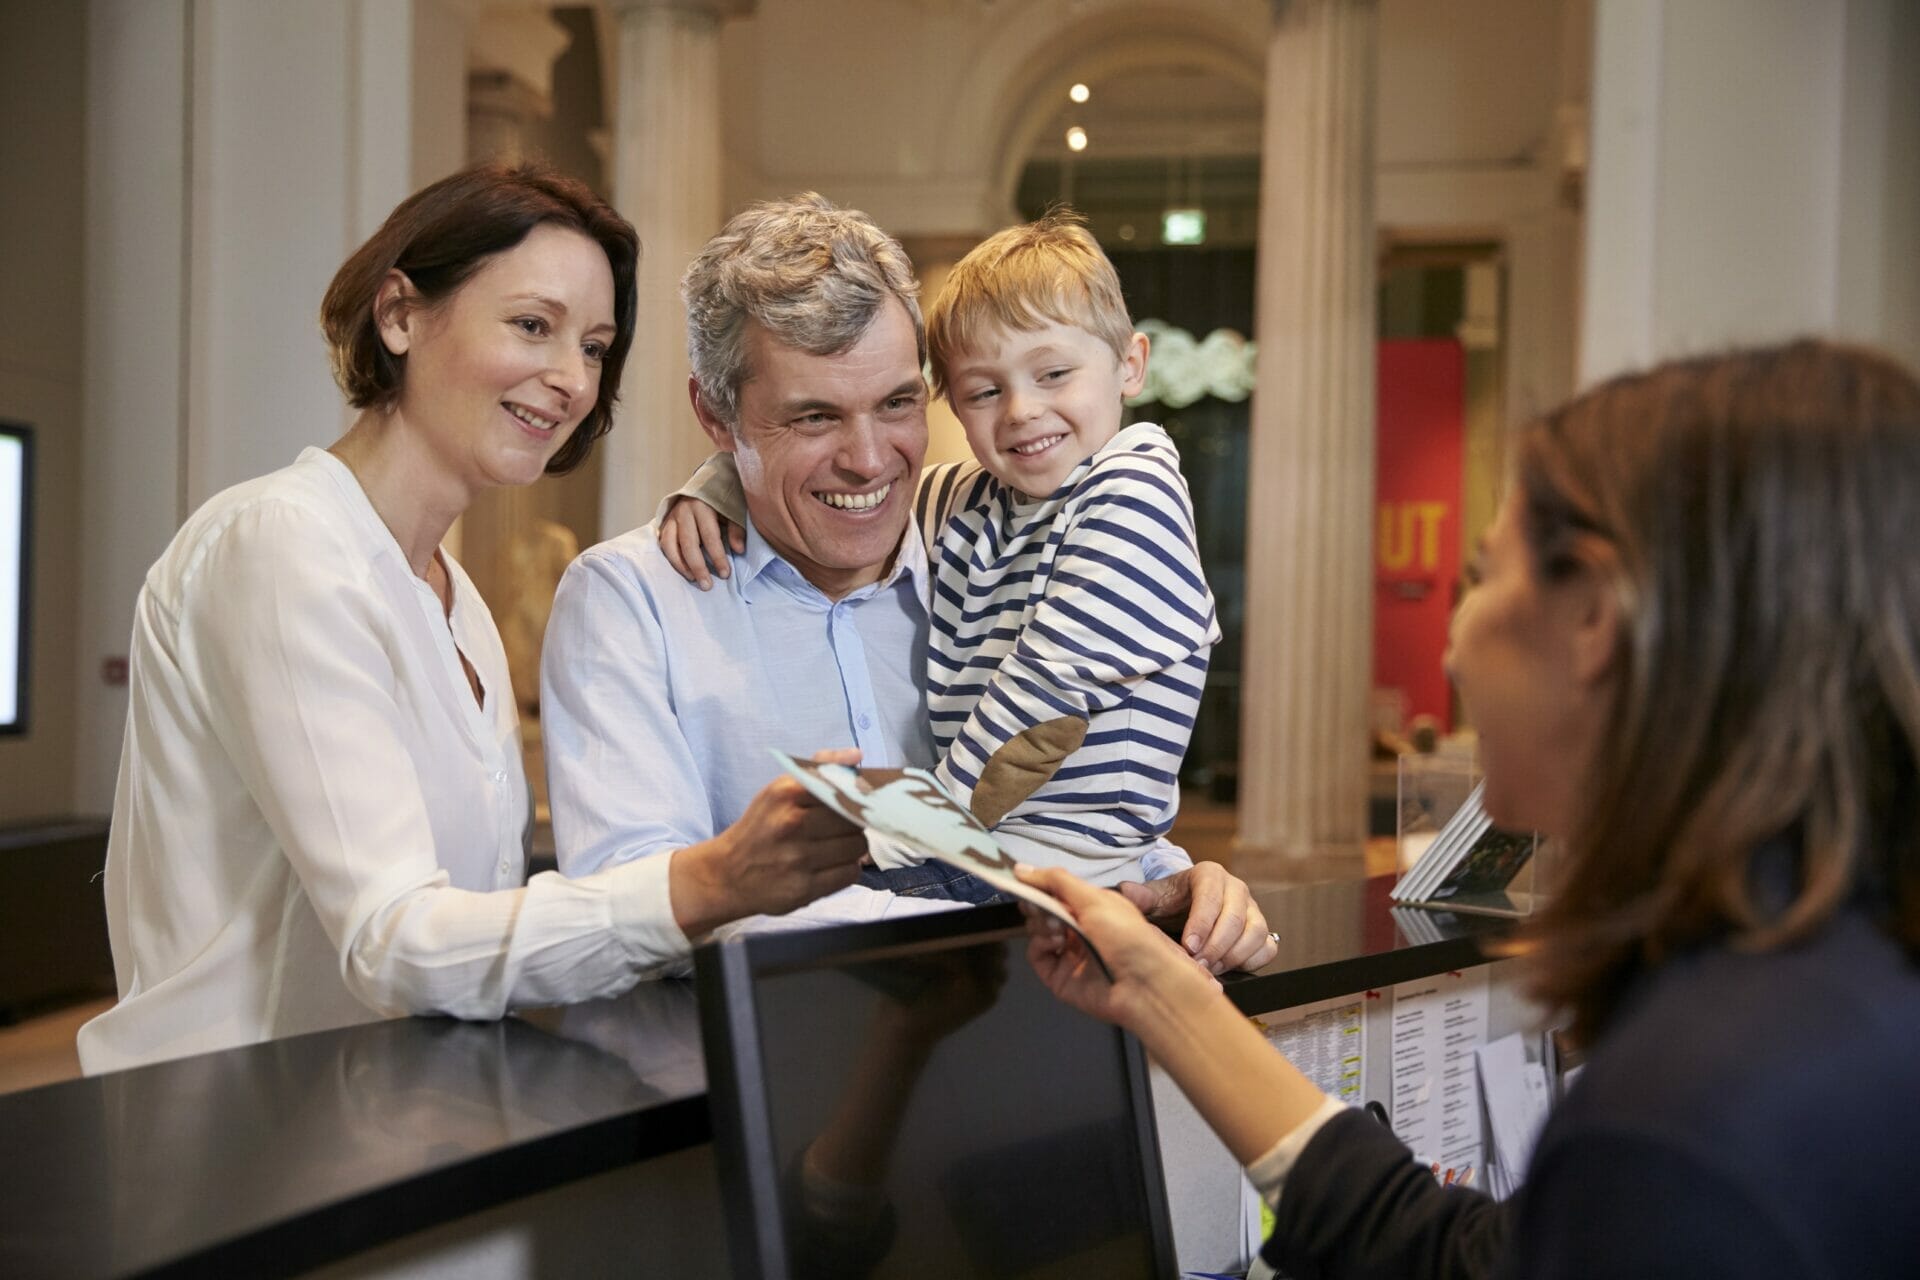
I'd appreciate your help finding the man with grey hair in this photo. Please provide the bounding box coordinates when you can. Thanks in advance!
[542,195,1266,947]
[542,193,957,933]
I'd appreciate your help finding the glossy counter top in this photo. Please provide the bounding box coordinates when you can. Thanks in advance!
[1224,874,1513,1012]
[0,876,1510,1278]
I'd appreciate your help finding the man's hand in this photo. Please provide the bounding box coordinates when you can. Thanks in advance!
[670,772,867,936]
[658,494,746,590]
[1117,862,1278,974]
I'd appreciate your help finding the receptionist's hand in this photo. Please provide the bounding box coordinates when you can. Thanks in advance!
[1014,864,1221,1035]
[1118,862,1279,975]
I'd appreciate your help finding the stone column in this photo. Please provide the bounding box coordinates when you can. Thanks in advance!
[1237,0,1379,871]
[467,79,553,168]
[599,0,752,538]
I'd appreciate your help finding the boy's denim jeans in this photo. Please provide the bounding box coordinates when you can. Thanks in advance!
[857,860,1008,905]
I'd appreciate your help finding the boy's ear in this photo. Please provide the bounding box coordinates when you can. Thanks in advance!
[1118,331,1150,399]
[689,376,738,453]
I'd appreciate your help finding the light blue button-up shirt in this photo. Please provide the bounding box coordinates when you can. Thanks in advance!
[541,519,936,882]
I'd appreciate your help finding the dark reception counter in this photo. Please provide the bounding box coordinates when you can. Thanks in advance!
[0,876,1512,1279]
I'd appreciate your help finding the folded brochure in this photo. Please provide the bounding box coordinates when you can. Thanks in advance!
[770,749,1097,945]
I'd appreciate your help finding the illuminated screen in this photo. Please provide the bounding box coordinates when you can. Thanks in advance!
[1,425,27,733]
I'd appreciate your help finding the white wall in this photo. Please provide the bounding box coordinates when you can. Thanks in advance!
[1378,0,1566,167]
[0,0,87,820]
[186,3,364,501]
[71,0,468,812]
[1581,0,1920,384]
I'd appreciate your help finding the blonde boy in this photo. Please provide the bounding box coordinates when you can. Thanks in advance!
[910,212,1220,883]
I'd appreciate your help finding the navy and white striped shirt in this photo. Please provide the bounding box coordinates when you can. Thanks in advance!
[918,422,1220,880]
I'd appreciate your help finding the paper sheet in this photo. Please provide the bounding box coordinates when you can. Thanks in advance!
[1475,1032,1552,1199]
[1254,993,1367,1104]
[1389,968,1490,1185]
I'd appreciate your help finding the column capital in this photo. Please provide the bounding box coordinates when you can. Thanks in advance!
[467,8,572,109]
[469,68,553,129]
[1269,0,1377,25]
[604,0,756,21]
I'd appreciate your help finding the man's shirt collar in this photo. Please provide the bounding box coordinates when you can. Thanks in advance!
[738,518,929,610]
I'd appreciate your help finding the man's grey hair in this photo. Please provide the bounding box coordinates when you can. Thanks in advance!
[681,193,925,426]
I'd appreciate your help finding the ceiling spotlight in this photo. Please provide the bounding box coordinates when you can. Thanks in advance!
[1069,83,1090,104]
[1066,126,1088,152]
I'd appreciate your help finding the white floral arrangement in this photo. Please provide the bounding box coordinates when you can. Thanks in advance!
[1127,319,1257,410]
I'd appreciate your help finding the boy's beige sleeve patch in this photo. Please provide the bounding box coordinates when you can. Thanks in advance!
[970,716,1088,828]
[653,452,747,527]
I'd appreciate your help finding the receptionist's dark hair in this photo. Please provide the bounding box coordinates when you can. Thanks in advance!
[1515,339,1920,1046]
[320,161,640,475]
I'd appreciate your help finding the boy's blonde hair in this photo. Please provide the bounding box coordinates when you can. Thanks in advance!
[925,209,1135,396]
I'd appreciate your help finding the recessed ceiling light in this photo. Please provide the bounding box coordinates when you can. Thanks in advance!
[1069,83,1090,104]
[1066,126,1088,152]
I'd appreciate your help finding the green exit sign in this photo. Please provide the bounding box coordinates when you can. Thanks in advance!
[1161,208,1206,246]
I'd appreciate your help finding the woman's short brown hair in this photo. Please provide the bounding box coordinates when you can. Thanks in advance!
[320,162,639,475]
[1517,339,1920,1045]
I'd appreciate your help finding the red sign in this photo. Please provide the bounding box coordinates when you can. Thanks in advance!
[1375,340,1465,732]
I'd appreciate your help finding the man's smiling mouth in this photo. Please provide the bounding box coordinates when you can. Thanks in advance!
[814,482,891,511]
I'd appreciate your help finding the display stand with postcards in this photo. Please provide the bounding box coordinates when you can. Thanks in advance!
[1391,766,1544,921]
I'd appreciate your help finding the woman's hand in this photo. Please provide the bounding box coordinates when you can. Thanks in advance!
[657,495,746,590]
[1019,864,1334,1169]
[1015,863,1220,1034]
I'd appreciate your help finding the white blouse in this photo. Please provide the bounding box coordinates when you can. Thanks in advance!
[78,449,686,1074]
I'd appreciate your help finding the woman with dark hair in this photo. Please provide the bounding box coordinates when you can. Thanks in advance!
[1019,339,1920,1278]
[79,164,867,1073]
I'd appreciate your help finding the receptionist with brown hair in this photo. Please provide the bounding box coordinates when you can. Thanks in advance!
[1022,339,1920,1279]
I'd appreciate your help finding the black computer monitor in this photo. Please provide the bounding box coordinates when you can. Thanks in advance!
[696,903,1176,1279]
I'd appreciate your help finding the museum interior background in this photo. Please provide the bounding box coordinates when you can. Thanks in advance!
[3,0,1918,949]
